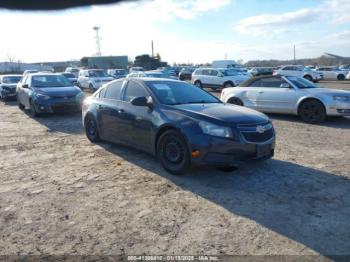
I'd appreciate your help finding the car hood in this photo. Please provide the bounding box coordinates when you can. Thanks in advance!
[172,103,269,126]
[303,88,350,96]
[36,86,81,97]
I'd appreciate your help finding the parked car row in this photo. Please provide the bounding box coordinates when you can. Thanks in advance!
[1,67,349,175]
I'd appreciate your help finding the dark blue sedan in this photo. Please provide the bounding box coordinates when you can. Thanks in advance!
[82,78,275,174]
[17,73,84,117]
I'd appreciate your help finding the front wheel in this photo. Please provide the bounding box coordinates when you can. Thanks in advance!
[157,130,190,175]
[227,97,243,106]
[304,75,313,82]
[85,115,100,142]
[337,74,345,81]
[223,82,234,88]
[298,100,326,123]
[194,81,202,89]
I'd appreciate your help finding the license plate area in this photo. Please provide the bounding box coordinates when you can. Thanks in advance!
[256,144,271,158]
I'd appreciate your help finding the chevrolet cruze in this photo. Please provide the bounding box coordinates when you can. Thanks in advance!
[82,78,275,174]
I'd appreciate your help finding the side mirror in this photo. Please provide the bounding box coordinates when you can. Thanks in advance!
[280,83,291,88]
[131,96,151,108]
[22,84,29,89]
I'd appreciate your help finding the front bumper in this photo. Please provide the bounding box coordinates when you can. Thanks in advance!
[188,132,275,167]
[1,88,17,99]
[33,97,82,114]
[326,102,350,116]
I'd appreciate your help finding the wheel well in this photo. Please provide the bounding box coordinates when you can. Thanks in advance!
[194,79,201,83]
[338,74,345,79]
[227,96,243,105]
[83,113,95,127]
[224,81,234,86]
[154,125,177,154]
[304,74,312,80]
[297,98,326,115]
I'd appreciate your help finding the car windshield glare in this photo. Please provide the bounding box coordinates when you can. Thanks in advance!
[286,76,318,89]
[147,81,221,105]
[32,75,72,87]
[2,76,21,84]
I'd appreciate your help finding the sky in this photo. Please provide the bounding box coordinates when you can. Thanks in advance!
[0,0,349,64]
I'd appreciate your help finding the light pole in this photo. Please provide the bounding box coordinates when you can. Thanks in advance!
[93,26,102,56]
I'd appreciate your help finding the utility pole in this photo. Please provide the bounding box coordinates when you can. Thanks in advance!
[93,26,102,56]
[151,40,154,57]
[293,45,296,64]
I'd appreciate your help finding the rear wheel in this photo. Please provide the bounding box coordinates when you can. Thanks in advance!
[227,97,243,106]
[157,130,190,175]
[85,115,100,142]
[337,74,345,81]
[194,81,202,89]
[298,100,326,123]
[304,75,313,82]
[223,82,234,88]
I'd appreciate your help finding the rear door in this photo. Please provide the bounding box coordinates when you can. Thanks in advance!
[255,77,297,113]
[98,80,126,143]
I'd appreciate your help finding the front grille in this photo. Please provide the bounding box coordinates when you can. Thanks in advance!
[241,129,274,143]
[52,102,80,112]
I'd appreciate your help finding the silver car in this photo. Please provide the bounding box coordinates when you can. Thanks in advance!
[220,75,350,123]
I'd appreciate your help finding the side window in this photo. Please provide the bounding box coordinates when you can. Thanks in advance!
[202,70,210,76]
[124,81,148,102]
[260,77,285,87]
[104,81,123,100]
[211,70,218,76]
[97,86,107,98]
[249,79,262,87]
[283,66,293,71]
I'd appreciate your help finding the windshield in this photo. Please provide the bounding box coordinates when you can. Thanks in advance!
[115,70,127,75]
[89,70,108,77]
[2,76,21,84]
[147,81,220,105]
[286,76,318,89]
[32,75,72,87]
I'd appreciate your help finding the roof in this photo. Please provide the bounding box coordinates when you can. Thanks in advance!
[239,75,281,87]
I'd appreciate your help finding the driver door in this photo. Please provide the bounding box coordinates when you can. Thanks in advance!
[255,77,297,113]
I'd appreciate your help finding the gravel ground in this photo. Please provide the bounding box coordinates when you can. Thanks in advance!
[0,81,350,259]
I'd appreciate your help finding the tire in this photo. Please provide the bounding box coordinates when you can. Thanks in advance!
[227,97,243,106]
[223,82,234,88]
[29,100,39,117]
[298,99,326,123]
[85,115,100,142]
[194,81,202,89]
[337,74,345,81]
[89,83,95,92]
[157,130,190,175]
[18,98,25,110]
[304,75,313,82]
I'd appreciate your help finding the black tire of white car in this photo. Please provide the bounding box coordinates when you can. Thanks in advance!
[18,99,25,110]
[298,100,326,124]
[337,74,345,81]
[304,75,313,82]
[227,97,244,106]
[224,82,235,88]
[194,81,202,89]
[29,100,39,117]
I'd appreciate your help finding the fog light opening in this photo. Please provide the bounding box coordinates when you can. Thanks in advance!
[191,150,201,158]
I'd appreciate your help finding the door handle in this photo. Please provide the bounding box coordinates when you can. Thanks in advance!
[258,91,264,94]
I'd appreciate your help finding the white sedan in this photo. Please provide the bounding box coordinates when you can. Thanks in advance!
[220,75,350,123]
[314,67,347,81]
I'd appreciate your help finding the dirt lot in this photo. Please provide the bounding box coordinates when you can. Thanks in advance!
[0,81,350,258]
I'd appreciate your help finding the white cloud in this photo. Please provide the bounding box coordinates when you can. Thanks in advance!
[233,8,319,36]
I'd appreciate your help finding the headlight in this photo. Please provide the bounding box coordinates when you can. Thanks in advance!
[333,96,350,102]
[36,93,51,100]
[198,121,232,138]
